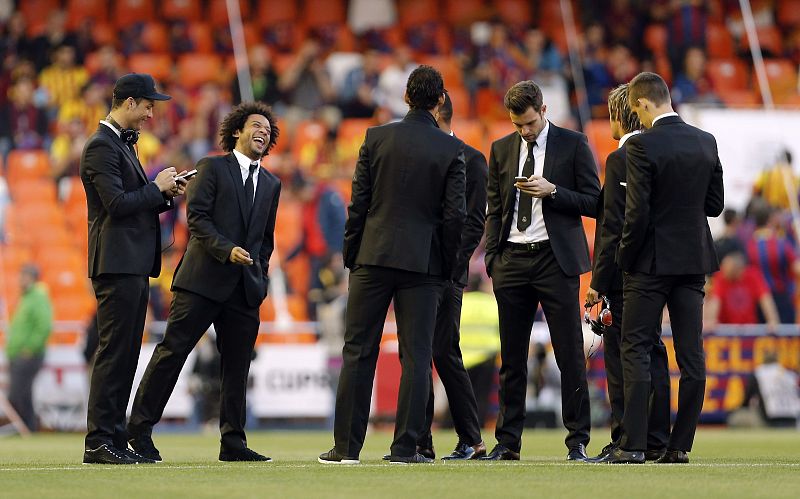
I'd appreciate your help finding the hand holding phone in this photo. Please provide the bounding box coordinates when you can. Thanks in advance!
[514,176,529,183]
[176,169,198,182]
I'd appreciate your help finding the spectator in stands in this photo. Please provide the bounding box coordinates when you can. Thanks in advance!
[746,203,800,324]
[168,20,195,55]
[376,45,417,118]
[28,9,77,72]
[706,251,780,329]
[88,45,122,89]
[0,75,49,158]
[521,29,564,80]
[5,264,53,432]
[58,81,106,134]
[580,22,614,114]
[665,0,708,72]
[0,12,32,65]
[339,49,382,118]
[602,0,647,59]
[231,45,282,107]
[39,44,89,112]
[671,47,721,106]
[50,115,88,183]
[285,175,346,320]
[740,351,800,427]
[753,149,799,211]
[278,38,339,124]
[714,208,748,263]
[185,82,230,163]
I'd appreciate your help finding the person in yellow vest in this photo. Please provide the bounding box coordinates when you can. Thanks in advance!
[753,149,798,210]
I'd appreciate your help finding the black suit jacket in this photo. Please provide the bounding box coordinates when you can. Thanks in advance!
[454,143,488,286]
[172,153,281,308]
[343,109,466,279]
[484,123,600,277]
[80,125,171,278]
[591,145,627,294]
[618,115,724,275]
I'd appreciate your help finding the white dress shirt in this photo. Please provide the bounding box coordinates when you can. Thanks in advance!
[618,129,641,148]
[100,120,121,138]
[651,111,679,126]
[508,120,550,243]
[232,149,260,201]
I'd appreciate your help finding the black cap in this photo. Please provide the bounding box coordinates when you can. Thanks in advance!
[113,73,171,101]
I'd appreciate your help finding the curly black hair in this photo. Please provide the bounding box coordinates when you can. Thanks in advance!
[218,101,280,156]
[405,65,444,111]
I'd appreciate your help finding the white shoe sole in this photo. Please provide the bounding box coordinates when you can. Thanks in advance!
[317,457,360,464]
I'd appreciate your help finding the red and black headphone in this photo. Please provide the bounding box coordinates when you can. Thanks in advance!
[584,296,612,336]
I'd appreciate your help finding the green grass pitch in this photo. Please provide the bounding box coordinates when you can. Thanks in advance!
[1,428,799,498]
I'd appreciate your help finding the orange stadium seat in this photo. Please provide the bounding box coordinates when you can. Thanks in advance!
[763,59,798,102]
[177,53,223,88]
[778,0,800,28]
[451,119,485,153]
[113,0,155,27]
[90,23,117,46]
[475,88,507,121]
[446,86,471,120]
[445,0,488,26]
[161,0,202,23]
[9,179,58,205]
[706,23,735,59]
[66,0,108,29]
[421,55,464,89]
[128,53,173,82]
[52,294,95,322]
[5,150,51,185]
[1,244,33,272]
[14,204,66,228]
[494,0,533,27]
[208,0,252,27]
[187,22,214,53]
[20,0,59,32]
[584,119,617,170]
[31,226,73,247]
[644,24,667,57]
[258,0,297,27]
[398,0,440,27]
[707,58,749,92]
[741,25,784,56]
[140,22,170,53]
[303,0,346,27]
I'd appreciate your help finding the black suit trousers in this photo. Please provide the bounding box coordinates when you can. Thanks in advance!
[603,290,670,449]
[418,281,482,448]
[334,266,443,458]
[491,245,590,452]
[128,280,259,452]
[620,272,706,452]
[86,274,149,450]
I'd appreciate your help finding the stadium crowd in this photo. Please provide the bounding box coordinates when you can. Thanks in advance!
[0,0,798,342]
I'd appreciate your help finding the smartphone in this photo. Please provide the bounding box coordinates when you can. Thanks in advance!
[177,169,198,180]
[514,176,529,183]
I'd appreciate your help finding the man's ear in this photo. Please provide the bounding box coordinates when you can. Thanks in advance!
[404,91,410,105]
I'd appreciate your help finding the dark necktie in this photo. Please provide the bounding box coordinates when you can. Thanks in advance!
[245,162,258,214]
[516,140,535,231]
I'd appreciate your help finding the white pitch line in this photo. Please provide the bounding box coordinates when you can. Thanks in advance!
[2,462,799,472]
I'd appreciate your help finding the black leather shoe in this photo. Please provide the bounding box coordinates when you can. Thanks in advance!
[128,435,162,462]
[219,447,272,462]
[416,445,435,460]
[587,442,617,462]
[389,452,434,464]
[83,444,138,465]
[645,448,666,461]
[122,447,156,464]
[318,448,360,464]
[479,444,520,461]
[442,440,487,460]
[567,443,588,461]
[655,449,689,464]
[593,447,645,464]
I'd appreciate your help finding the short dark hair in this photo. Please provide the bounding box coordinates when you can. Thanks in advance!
[438,91,453,124]
[752,202,773,228]
[722,208,739,226]
[111,96,144,110]
[504,80,543,115]
[405,65,444,111]
[628,72,671,107]
[218,101,280,156]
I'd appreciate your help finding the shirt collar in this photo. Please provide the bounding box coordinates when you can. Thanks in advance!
[651,111,679,126]
[618,129,641,148]
[232,148,259,170]
[100,120,121,138]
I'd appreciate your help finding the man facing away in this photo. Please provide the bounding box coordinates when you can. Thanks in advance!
[80,73,180,465]
[481,80,600,461]
[319,65,466,465]
[602,72,723,464]
[586,83,671,462]
[127,102,281,463]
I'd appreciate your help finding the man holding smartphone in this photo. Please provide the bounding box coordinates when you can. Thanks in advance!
[482,80,600,461]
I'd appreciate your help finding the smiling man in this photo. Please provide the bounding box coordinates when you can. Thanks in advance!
[81,73,179,465]
[127,102,281,463]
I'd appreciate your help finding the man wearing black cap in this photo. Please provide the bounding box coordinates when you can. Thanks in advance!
[80,73,184,464]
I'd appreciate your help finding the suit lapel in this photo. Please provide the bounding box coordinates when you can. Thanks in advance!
[542,122,558,180]
[226,153,249,226]
[504,133,520,209]
[100,125,149,184]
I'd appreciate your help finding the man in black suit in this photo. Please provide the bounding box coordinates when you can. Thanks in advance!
[319,66,466,465]
[586,83,671,462]
[601,72,724,464]
[416,92,488,461]
[80,73,180,465]
[481,80,600,461]
[127,102,281,463]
